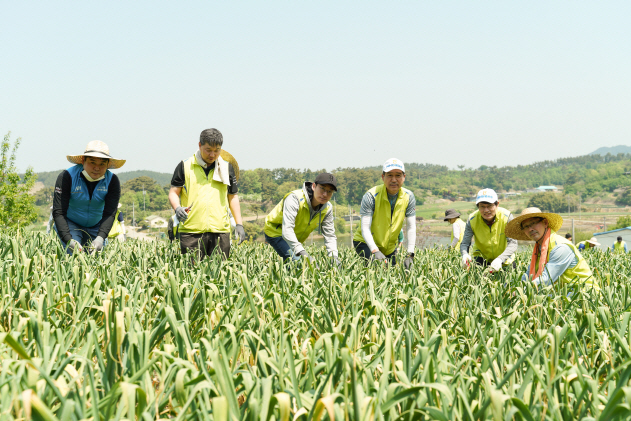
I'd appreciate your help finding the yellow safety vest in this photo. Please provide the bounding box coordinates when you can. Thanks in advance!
[577,241,595,251]
[534,232,593,288]
[264,189,332,243]
[108,210,123,238]
[451,218,466,249]
[179,155,230,233]
[469,207,515,264]
[614,241,627,253]
[353,185,411,256]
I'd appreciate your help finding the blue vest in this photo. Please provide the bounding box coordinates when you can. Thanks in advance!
[66,165,113,227]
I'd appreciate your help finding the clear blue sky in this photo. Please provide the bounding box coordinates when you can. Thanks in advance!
[2,1,630,174]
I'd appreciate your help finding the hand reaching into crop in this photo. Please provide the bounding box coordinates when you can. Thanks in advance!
[372,250,387,261]
[403,254,414,270]
[333,255,342,269]
[462,254,472,269]
[91,236,105,254]
[489,258,502,273]
[175,206,189,221]
[67,239,83,253]
[235,224,246,244]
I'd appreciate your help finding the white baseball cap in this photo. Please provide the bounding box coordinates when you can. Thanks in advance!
[383,158,405,173]
[475,189,498,205]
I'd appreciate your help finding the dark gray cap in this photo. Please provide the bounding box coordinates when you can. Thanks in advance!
[314,173,338,191]
[443,208,461,221]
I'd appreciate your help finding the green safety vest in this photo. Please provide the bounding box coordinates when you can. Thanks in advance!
[179,155,230,233]
[535,232,593,288]
[108,210,123,238]
[264,189,332,243]
[353,185,411,256]
[451,218,466,250]
[614,241,627,253]
[469,207,515,264]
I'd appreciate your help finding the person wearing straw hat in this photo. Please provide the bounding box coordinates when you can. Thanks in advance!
[353,158,416,269]
[612,236,627,253]
[506,207,593,288]
[577,237,600,252]
[168,128,245,260]
[264,173,340,266]
[53,140,124,254]
[108,203,126,242]
[460,189,517,272]
[442,209,466,250]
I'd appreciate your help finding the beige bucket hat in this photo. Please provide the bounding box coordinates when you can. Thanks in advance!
[585,237,601,246]
[505,207,564,241]
[67,140,126,169]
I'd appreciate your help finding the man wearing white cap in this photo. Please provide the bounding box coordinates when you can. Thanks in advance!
[53,141,124,254]
[460,189,517,272]
[353,158,416,269]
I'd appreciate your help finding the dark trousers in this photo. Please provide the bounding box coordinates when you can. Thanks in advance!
[474,256,516,269]
[180,232,230,260]
[353,241,397,265]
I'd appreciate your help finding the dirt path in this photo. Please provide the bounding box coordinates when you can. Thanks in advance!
[126,226,154,241]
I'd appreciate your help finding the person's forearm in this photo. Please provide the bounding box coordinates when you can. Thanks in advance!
[120,223,126,235]
[405,215,416,253]
[320,213,338,257]
[228,194,243,225]
[497,238,518,263]
[460,222,473,255]
[168,188,182,210]
[281,194,304,254]
[360,215,379,252]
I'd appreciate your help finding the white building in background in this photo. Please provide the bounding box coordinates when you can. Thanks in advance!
[145,215,167,228]
[592,227,631,251]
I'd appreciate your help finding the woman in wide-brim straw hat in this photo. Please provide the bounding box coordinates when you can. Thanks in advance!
[442,208,466,250]
[52,140,124,255]
[577,237,601,252]
[506,207,594,289]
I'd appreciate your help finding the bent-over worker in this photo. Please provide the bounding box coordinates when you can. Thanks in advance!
[577,237,600,252]
[460,189,516,272]
[442,208,466,250]
[506,207,593,288]
[108,203,126,242]
[264,173,339,266]
[53,141,123,254]
[353,158,416,269]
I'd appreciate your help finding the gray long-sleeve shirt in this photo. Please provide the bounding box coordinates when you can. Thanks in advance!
[282,182,338,257]
[460,212,518,263]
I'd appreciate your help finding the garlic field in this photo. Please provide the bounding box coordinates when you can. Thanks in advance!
[1,232,630,420]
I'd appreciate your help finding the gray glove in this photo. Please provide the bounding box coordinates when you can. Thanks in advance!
[297,250,317,266]
[121,235,126,242]
[235,224,246,244]
[372,250,387,261]
[91,236,105,253]
[333,256,342,269]
[175,206,189,221]
[67,239,83,253]
[403,255,414,270]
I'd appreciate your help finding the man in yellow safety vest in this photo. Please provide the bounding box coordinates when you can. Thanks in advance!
[506,207,593,288]
[612,236,628,253]
[353,158,416,269]
[264,173,339,266]
[442,209,466,251]
[460,189,517,272]
[168,128,245,260]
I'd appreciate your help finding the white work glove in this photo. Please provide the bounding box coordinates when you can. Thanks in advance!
[91,236,105,254]
[372,250,387,261]
[67,239,83,253]
[175,206,189,222]
[489,258,502,273]
[462,254,472,269]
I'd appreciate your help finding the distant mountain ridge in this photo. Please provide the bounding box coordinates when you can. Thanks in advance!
[32,169,173,187]
[589,145,631,156]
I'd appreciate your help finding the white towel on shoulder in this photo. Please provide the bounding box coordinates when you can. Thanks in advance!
[195,151,231,186]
